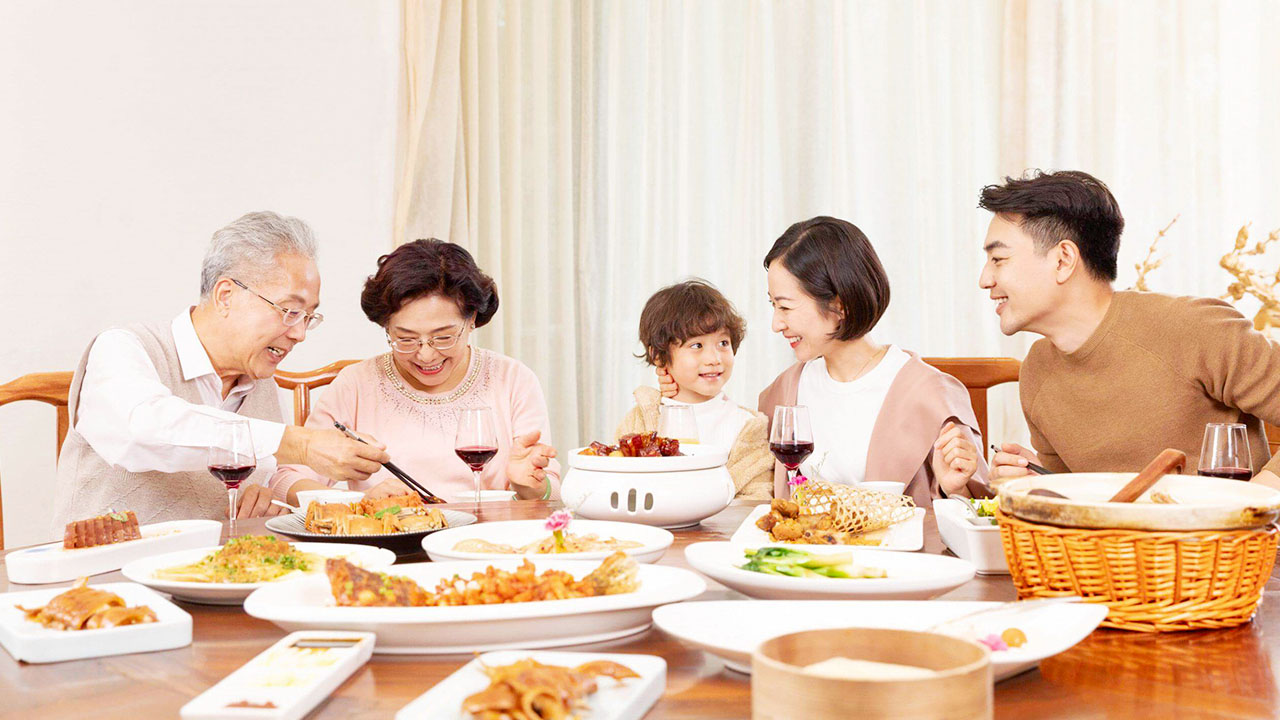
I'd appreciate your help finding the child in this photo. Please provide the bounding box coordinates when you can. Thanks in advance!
[616,279,774,499]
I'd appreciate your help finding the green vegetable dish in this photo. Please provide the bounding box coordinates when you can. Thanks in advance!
[969,498,1000,522]
[738,547,887,579]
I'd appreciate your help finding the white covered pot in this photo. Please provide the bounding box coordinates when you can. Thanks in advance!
[560,445,735,528]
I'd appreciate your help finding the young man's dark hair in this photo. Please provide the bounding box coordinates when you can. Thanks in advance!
[978,170,1124,282]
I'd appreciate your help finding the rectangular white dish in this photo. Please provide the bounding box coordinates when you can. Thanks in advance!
[395,650,666,720]
[730,504,925,551]
[5,519,224,584]
[180,631,375,720]
[0,581,192,663]
[934,498,1009,574]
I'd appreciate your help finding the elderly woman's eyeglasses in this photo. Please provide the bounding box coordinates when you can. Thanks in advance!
[386,324,471,353]
[231,278,324,330]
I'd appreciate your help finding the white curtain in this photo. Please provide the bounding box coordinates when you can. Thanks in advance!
[398,0,1280,452]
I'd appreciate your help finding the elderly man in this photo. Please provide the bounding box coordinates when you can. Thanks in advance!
[51,211,389,529]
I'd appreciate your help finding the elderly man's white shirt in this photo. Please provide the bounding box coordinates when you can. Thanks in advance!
[75,310,285,474]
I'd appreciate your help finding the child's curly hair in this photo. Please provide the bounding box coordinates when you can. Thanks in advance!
[637,279,746,368]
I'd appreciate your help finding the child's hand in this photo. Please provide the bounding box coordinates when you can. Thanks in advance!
[506,430,557,496]
[655,365,679,399]
[932,421,979,495]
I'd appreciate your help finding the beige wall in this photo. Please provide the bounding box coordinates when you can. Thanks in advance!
[0,1,402,546]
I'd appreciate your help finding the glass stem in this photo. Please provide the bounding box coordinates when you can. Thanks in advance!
[227,486,238,540]
[473,469,482,509]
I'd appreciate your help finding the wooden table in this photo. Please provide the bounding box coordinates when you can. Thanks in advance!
[3,501,1278,719]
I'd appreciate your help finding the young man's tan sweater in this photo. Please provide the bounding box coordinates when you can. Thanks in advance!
[1020,290,1280,476]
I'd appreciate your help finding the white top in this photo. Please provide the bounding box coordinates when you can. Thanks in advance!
[795,345,911,485]
[75,310,285,474]
[660,392,754,453]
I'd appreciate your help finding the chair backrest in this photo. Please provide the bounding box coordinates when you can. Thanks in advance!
[272,359,361,426]
[0,371,74,550]
[1267,423,1280,457]
[921,357,1022,451]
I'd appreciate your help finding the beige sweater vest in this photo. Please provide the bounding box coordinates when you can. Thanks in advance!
[51,321,284,532]
[616,386,774,500]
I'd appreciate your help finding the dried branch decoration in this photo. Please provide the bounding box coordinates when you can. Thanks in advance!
[1132,216,1178,292]
[1220,223,1280,333]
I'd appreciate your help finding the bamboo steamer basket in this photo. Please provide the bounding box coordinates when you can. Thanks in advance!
[997,473,1280,632]
[752,629,991,720]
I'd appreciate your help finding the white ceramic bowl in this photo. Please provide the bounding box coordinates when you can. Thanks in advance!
[933,498,1008,575]
[294,489,365,516]
[860,481,906,495]
[560,445,734,529]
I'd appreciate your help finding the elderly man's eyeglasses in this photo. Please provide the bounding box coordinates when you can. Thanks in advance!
[231,278,324,330]
[386,323,471,353]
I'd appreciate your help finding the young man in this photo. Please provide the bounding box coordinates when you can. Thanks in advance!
[978,170,1280,489]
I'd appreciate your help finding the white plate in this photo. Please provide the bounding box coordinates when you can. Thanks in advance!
[684,541,974,600]
[652,600,1109,681]
[729,504,925,551]
[567,443,728,473]
[422,520,673,563]
[934,499,1009,575]
[395,651,666,720]
[121,542,397,605]
[449,490,517,502]
[243,558,706,653]
[5,519,224,585]
[0,582,192,663]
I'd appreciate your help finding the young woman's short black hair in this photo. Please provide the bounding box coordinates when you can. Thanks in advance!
[763,216,891,341]
[360,239,499,327]
[978,169,1124,281]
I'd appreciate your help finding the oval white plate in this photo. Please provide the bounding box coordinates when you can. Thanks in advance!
[121,542,396,605]
[684,541,974,600]
[450,490,518,502]
[243,558,706,653]
[652,599,1108,680]
[5,519,223,585]
[422,519,674,563]
[729,504,925,551]
[567,443,728,473]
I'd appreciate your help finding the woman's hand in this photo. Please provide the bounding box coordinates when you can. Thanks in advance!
[234,484,286,518]
[932,421,979,495]
[991,442,1040,485]
[655,365,679,399]
[507,430,557,496]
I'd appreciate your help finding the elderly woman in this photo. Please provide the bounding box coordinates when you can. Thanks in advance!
[52,212,387,531]
[269,239,559,502]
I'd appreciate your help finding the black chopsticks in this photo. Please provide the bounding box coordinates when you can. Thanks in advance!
[333,421,444,503]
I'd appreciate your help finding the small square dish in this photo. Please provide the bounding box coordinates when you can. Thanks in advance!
[395,650,666,720]
[5,519,223,584]
[934,498,1008,574]
[0,582,192,663]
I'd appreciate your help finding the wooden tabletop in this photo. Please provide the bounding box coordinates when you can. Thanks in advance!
[3,501,1278,719]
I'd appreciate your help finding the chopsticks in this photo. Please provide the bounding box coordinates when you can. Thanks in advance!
[333,421,444,504]
[989,444,1052,475]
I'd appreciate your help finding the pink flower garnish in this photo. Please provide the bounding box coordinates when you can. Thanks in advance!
[545,510,572,532]
[788,474,808,488]
[977,634,1008,652]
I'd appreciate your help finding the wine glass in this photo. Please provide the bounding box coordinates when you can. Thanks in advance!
[1198,423,1252,480]
[208,419,256,539]
[770,405,813,488]
[455,406,500,506]
[658,404,700,445]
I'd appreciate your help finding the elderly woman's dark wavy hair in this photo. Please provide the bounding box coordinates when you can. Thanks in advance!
[361,239,499,328]
[763,216,891,341]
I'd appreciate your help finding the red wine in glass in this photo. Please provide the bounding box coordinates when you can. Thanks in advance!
[770,441,814,470]
[456,446,499,472]
[208,464,255,489]
[1198,467,1252,481]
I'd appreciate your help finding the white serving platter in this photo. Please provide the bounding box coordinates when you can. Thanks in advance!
[180,631,375,720]
[243,558,705,654]
[652,599,1108,681]
[264,508,476,556]
[684,541,974,601]
[449,489,517,502]
[5,519,224,585]
[934,498,1009,575]
[567,443,728,473]
[422,519,673,563]
[729,504,925,551]
[395,650,666,720]
[121,542,397,605]
[0,582,192,663]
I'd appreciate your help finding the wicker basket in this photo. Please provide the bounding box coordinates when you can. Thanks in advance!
[997,509,1279,632]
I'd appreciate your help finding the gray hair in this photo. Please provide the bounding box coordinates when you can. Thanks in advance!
[199,211,319,297]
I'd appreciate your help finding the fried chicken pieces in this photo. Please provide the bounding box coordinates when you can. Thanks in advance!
[755,498,881,546]
[463,658,639,720]
[324,551,640,608]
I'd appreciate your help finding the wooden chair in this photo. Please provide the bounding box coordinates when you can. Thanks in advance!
[922,357,1022,450]
[273,359,360,426]
[1267,423,1280,457]
[0,371,75,549]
